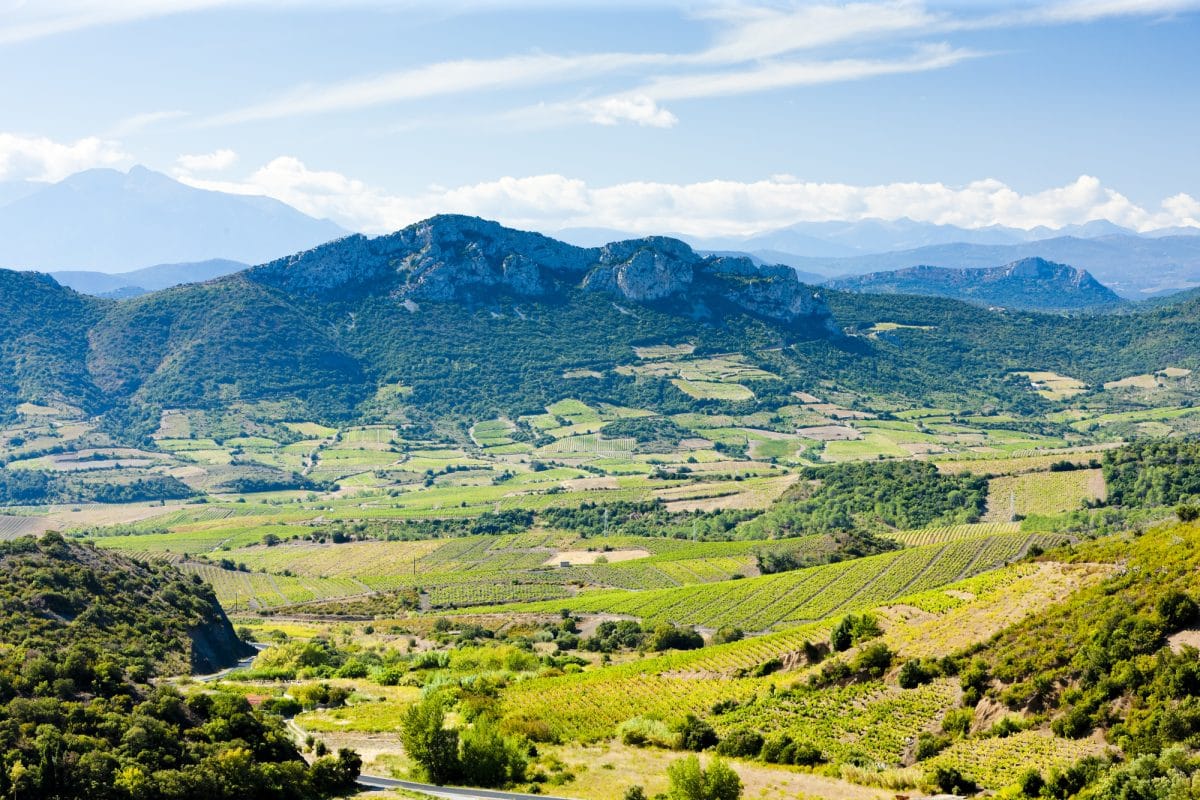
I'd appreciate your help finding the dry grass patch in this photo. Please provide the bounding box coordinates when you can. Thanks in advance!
[545,549,651,566]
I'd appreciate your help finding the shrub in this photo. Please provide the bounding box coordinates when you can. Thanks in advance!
[715,729,763,758]
[1157,590,1199,631]
[674,714,718,751]
[915,732,950,761]
[929,765,978,795]
[712,626,744,645]
[1018,768,1044,797]
[459,718,527,788]
[666,754,742,800]
[831,613,882,652]
[852,642,893,678]
[898,658,939,688]
[650,624,705,652]
[618,716,679,749]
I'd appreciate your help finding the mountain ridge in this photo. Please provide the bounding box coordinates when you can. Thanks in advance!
[52,258,249,298]
[824,257,1125,311]
[250,214,836,328]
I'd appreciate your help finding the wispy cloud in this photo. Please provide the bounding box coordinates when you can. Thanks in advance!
[13,1,1197,132]
[0,132,130,182]
[691,0,944,63]
[637,43,978,101]
[203,52,671,126]
[0,0,240,45]
[106,110,190,137]
[178,156,1200,235]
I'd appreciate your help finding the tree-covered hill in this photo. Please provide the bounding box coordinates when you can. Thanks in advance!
[0,534,360,798]
[0,270,103,417]
[0,533,249,675]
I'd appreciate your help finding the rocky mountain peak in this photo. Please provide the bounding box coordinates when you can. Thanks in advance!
[250,215,834,328]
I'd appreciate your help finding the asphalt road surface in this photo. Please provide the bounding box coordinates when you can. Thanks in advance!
[357,773,579,800]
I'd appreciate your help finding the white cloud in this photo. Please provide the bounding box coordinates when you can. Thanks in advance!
[579,95,678,128]
[177,156,1200,236]
[175,148,238,172]
[0,132,130,182]
[107,110,190,137]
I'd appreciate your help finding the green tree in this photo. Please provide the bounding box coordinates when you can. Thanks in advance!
[400,697,460,785]
[458,718,526,788]
[667,755,742,800]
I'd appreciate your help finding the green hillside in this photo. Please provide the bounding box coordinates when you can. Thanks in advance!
[0,533,360,797]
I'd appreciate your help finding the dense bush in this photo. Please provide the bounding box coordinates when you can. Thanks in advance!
[0,467,195,504]
[745,460,987,536]
[1104,440,1200,508]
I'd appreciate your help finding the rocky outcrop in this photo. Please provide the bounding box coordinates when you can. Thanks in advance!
[250,214,836,330]
[583,237,696,301]
[189,605,256,673]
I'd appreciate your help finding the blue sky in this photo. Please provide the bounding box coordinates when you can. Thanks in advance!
[1,1,1198,235]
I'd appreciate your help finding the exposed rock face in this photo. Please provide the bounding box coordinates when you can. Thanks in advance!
[252,215,588,300]
[251,214,835,330]
[189,604,256,673]
[584,237,696,301]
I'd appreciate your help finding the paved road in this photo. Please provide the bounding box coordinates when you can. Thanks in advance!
[357,773,578,800]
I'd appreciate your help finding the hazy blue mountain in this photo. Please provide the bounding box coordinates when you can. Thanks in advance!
[0,180,41,209]
[772,235,1200,298]
[679,218,1149,258]
[825,257,1124,311]
[52,259,248,298]
[0,166,345,271]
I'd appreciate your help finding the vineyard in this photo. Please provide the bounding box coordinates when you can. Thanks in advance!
[930,730,1110,789]
[0,514,50,540]
[982,469,1106,521]
[716,679,960,767]
[882,522,1021,546]
[494,533,1063,631]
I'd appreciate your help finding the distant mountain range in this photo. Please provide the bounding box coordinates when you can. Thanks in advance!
[0,166,345,272]
[3,165,1198,299]
[51,259,249,298]
[558,220,1200,299]
[779,235,1200,298]
[825,257,1124,311]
